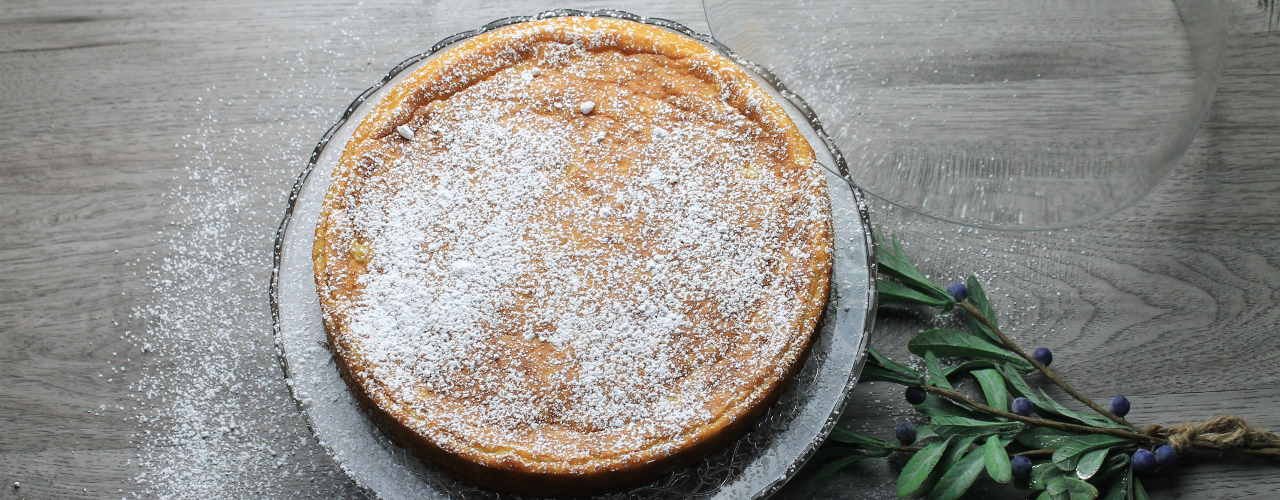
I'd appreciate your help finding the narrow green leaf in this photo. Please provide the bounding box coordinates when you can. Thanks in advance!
[1063,477,1100,500]
[915,425,940,443]
[1096,453,1131,481]
[862,365,923,385]
[942,359,998,378]
[936,435,979,479]
[1035,491,1054,500]
[972,368,1010,412]
[915,395,978,419]
[1075,448,1109,480]
[927,446,987,500]
[932,415,1019,429]
[982,435,1012,484]
[1047,477,1069,496]
[867,348,923,383]
[923,351,954,390]
[1000,365,1126,429]
[1016,427,1086,450]
[1052,436,1130,472]
[909,329,1034,371]
[876,235,953,303]
[1100,466,1132,500]
[812,454,868,482]
[1035,388,1129,429]
[896,438,950,498]
[828,427,893,449]
[962,276,1003,344]
[1133,477,1149,500]
[1052,435,1131,463]
[1030,462,1067,491]
[879,279,950,307]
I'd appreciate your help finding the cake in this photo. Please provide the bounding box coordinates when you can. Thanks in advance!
[312,16,833,495]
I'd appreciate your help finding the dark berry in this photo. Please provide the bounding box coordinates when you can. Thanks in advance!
[1109,395,1131,417]
[1011,397,1033,416]
[946,282,968,302]
[1132,449,1156,472]
[1011,455,1033,479]
[895,421,917,445]
[905,386,926,405]
[1032,347,1053,367]
[1154,445,1177,467]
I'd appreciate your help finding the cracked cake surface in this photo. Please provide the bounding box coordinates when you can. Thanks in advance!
[312,16,832,494]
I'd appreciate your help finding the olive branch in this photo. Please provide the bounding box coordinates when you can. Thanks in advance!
[812,235,1280,500]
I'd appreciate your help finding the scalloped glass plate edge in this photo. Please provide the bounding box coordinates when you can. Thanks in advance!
[269,9,877,499]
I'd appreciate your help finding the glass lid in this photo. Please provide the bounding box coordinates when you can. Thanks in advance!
[703,0,1226,230]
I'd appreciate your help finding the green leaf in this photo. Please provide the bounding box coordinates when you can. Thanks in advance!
[915,395,978,419]
[972,368,1009,412]
[962,276,1003,344]
[1096,453,1131,481]
[1062,477,1100,500]
[879,279,951,307]
[812,454,868,482]
[1133,477,1149,500]
[876,235,953,303]
[1016,427,1086,450]
[1030,462,1067,491]
[866,348,923,385]
[915,424,940,443]
[937,435,979,479]
[1034,388,1129,429]
[896,438,950,498]
[1000,365,1125,429]
[942,359,998,378]
[1052,435,1130,472]
[828,427,893,449]
[1100,466,1132,500]
[932,415,1019,430]
[1075,448,1109,480]
[927,446,987,500]
[923,351,954,390]
[863,365,923,385]
[981,435,1012,484]
[909,329,1034,371]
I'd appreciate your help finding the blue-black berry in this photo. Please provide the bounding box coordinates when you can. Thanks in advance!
[1109,395,1131,417]
[1011,397,1033,416]
[1032,347,1053,366]
[946,282,968,302]
[895,421,917,444]
[905,386,926,405]
[1132,449,1156,472]
[1154,445,1177,467]
[1010,455,1033,479]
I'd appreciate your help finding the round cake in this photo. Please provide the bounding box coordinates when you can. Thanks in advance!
[312,16,833,495]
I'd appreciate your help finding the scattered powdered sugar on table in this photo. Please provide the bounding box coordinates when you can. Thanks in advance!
[121,11,384,499]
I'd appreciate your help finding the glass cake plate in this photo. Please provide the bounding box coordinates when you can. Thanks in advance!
[270,9,875,499]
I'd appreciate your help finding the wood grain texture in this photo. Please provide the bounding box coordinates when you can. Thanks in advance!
[0,0,1277,498]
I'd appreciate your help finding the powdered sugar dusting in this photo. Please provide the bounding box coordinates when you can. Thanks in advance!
[316,19,833,469]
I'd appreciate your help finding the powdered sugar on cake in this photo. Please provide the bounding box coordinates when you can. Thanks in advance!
[315,20,832,466]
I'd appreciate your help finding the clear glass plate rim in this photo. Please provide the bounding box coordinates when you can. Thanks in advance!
[268,8,879,499]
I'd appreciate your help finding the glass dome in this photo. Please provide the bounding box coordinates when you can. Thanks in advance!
[703,0,1226,229]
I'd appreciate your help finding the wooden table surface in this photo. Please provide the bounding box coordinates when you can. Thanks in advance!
[2,1,1278,498]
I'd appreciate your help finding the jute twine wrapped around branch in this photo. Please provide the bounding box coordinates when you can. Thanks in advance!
[1145,416,1280,456]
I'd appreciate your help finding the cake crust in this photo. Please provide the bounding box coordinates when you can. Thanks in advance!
[312,16,833,495]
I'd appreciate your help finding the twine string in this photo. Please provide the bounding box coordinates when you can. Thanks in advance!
[1145,415,1280,453]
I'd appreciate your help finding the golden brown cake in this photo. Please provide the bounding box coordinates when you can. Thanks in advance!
[312,16,832,495]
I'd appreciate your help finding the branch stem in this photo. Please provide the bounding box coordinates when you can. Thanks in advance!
[921,385,1157,444]
[955,301,1134,429]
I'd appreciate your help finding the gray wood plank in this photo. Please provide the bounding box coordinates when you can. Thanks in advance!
[1,0,1277,498]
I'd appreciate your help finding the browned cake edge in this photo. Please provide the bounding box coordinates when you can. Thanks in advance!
[312,15,833,496]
